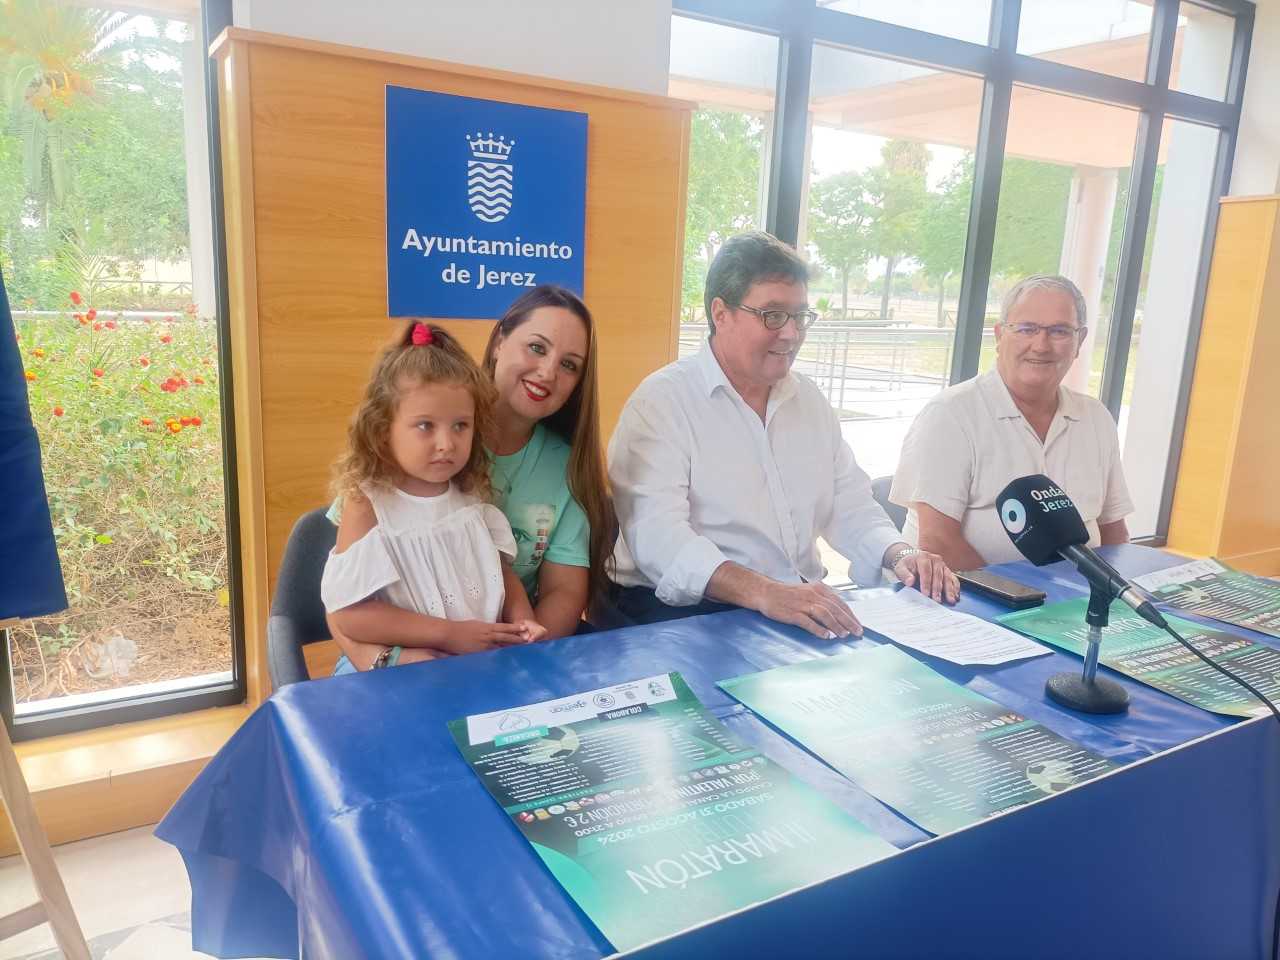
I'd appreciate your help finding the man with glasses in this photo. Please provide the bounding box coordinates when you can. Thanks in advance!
[603,231,958,636]
[891,274,1133,569]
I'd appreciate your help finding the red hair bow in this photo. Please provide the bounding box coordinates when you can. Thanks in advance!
[411,323,434,346]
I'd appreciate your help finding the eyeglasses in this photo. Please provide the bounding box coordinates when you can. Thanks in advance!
[1004,322,1087,342]
[736,303,819,332]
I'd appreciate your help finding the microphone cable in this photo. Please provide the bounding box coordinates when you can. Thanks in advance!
[1160,622,1280,724]
[1159,622,1280,960]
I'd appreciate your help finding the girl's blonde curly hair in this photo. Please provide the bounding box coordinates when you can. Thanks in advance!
[333,322,497,502]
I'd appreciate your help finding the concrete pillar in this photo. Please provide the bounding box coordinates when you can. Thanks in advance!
[181,21,216,317]
[758,109,775,233]
[794,112,815,250]
[1058,166,1118,394]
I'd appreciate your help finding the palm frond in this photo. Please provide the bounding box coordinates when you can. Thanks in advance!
[19,109,45,194]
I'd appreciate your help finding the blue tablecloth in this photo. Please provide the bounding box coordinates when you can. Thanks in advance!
[157,546,1280,958]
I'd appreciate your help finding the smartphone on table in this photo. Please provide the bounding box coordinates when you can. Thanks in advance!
[955,569,1046,609]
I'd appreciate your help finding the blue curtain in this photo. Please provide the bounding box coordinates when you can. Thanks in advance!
[0,266,67,620]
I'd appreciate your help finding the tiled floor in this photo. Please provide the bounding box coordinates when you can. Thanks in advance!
[0,826,272,960]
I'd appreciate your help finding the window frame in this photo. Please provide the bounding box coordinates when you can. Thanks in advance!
[672,0,1254,543]
[1,0,246,742]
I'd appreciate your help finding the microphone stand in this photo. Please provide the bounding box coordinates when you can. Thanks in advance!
[1044,583,1130,714]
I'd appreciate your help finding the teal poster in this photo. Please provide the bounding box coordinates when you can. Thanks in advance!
[1132,558,1280,640]
[999,597,1280,718]
[449,673,894,952]
[719,646,1118,836]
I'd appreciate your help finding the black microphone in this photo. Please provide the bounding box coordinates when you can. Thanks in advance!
[997,475,1166,629]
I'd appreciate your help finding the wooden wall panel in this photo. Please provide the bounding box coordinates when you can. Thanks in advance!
[1168,196,1280,573]
[212,30,691,701]
[1221,200,1280,563]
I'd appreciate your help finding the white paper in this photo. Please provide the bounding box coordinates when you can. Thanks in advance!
[464,674,677,746]
[846,588,1051,666]
[1131,558,1227,592]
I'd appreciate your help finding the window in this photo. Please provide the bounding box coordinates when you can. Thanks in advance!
[1,0,238,737]
[1172,3,1236,101]
[1017,0,1153,83]
[822,0,993,45]
[669,16,778,357]
[671,0,1251,543]
[1119,119,1219,536]
[978,90,1139,401]
[801,44,982,479]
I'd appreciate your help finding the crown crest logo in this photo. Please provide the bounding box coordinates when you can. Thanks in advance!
[466,132,515,163]
[466,131,515,223]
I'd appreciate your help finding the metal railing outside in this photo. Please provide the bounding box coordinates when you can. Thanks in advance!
[679,320,966,419]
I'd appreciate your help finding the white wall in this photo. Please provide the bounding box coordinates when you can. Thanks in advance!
[1232,0,1280,196]
[231,0,673,96]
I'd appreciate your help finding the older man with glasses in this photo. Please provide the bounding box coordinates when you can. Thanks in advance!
[891,274,1133,571]
[602,231,958,637]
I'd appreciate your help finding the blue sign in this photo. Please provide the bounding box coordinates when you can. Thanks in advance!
[386,86,587,318]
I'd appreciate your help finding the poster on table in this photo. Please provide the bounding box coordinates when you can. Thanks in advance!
[999,597,1280,719]
[449,672,894,952]
[718,645,1119,836]
[386,85,587,318]
[1131,558,1280,640]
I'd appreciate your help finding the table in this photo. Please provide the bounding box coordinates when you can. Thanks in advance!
[156,546,1280,958]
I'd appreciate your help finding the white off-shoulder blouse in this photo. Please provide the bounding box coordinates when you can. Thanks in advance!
[320,483,517,623]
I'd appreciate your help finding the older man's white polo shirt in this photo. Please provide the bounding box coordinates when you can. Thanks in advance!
[890,369,1134,565]
[608,340,902,606]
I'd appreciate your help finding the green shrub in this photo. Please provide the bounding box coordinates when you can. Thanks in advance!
[11,295,229,702]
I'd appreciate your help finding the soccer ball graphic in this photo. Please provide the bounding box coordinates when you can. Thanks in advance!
[1025,759,1078,794]
[517,726,580,765]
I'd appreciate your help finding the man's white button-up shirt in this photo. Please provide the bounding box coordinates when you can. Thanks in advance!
[608,339,902,606]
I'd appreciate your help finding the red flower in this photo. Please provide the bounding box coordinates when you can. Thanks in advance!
[139,357,150,367]
[93,323,102,331]
[180,416,193,426]
[104,320,116,330]
[86,308,97,322]
[92,368,104,378]
[193,376,205,385]
[140,417,154,427]
[160,334,172,344]
[70,291,82,305]
[189,415,202,427]
[53,406,64,417]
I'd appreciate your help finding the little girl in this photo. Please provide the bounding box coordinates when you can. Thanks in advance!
[322,321,546,672]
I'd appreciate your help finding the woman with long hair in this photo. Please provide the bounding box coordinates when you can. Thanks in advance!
[481,284,617,633]
[328,285,616,669]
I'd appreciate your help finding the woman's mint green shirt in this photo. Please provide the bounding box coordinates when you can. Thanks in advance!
[491,423,590,598]
[327,423,589,600]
